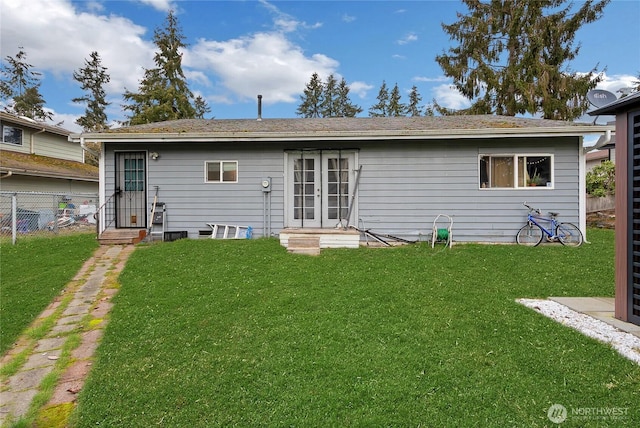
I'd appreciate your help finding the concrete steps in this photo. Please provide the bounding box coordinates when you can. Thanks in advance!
[98,229,147,245]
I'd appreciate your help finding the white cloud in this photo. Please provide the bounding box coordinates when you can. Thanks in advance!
[259,0,321,33]
[413,76,450,83]
[397,32,418,45]
[594,72,638,96]
[348,81,373,99]
[432,84,470,110]
[342,14,356,23]
[1,0,154,96]
[137,0,176,12]
[190,32,339,103]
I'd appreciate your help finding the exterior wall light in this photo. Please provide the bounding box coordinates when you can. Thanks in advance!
[150,152,160,160]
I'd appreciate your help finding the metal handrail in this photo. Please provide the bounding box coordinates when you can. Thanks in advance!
[93,191,118,236]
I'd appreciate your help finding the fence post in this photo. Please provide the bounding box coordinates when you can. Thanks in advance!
[11,194,17,245]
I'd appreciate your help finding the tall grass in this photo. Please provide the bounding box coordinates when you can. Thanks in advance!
[75,230,639,426]
[0,234,98,354]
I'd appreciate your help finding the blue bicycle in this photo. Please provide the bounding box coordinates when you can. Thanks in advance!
[516,202,583,247]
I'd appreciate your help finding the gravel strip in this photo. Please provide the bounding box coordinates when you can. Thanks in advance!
[517,298,640,365]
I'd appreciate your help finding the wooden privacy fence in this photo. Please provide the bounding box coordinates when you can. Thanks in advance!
[586,195,615,213]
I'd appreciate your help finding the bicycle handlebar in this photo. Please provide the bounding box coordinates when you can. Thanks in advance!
[523,202,541,214]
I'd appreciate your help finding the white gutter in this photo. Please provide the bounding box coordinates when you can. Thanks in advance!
[70,125,614,144]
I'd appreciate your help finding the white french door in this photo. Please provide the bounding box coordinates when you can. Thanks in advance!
[285,151,357,228]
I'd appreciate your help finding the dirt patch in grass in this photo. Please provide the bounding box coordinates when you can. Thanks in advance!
[587,209,615,229]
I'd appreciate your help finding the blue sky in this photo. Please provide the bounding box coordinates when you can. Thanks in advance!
[1,0,639,132]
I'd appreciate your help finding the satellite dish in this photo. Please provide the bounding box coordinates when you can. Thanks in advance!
[587,89,617,108]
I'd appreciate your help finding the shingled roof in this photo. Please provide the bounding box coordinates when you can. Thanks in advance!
[0,150,98,181]
[72,115,611,143]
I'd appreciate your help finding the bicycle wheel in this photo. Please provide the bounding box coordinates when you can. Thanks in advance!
[556,223,583,247]
[516,223,543,246]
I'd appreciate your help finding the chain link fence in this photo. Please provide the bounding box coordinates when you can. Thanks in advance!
[0,192,99,244]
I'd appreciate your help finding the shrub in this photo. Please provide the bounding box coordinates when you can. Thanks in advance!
[586,160,615,197]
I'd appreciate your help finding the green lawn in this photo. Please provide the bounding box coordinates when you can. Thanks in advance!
[75,230,640,427]
[0,234,99,354]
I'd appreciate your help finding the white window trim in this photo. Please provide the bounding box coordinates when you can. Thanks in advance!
[204,160,238,183]
[479,153,554,190]
[2,124,23,146]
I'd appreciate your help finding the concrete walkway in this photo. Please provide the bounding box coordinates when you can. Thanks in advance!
[0,244,135,427]
[550,296,640,338]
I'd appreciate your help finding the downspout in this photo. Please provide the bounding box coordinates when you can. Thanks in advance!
[0,171,12,179]
[580,130,612,243]
[31,128,46,154]
[583,129,612,154]
[79,137,101,159]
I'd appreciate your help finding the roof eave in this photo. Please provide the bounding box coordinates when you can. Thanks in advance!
[0,167,98,182]
[71,125,613,143]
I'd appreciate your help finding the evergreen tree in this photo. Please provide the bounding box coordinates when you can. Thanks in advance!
[368,81,389,117]
[0,49,51,120]
[73,51,111,132]
[435,0,609,120]
[194,95,211,118]
[320,74,339,118]
[123,10,206,125]
[388,83,407,117]
[336,78,362,117]
[296,72,324,118]
[407,85,423,117]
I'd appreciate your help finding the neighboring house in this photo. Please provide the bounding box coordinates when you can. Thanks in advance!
[0,112,98,194]
[586,143,615,173]
[589,91,640,326]
[70,115,612,245]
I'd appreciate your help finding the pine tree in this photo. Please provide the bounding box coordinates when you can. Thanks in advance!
[407,86,422,117]
[123,10,207,125]
[0,49,51,120]
[336,78,362,117]
[435,0,609,120]
[194,95,211,118]
[320,74,339,118]
[388,83,407,117]
[296,72,324,118]
[73,51,111,132]
[368,81,389,117]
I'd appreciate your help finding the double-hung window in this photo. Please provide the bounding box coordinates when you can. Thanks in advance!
[2,125,23,146]
[205,161,238,183]
[479,154,553,189]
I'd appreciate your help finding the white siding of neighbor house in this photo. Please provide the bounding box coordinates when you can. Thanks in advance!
[104,136,581,243]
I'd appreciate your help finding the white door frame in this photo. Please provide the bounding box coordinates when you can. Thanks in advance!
[284,150,358,228]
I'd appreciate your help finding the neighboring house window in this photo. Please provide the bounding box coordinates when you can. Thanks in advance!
[2,125,23,145]
[205,161,238,183]
[479,154,553,188]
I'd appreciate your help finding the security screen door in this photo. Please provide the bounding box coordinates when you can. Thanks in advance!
[286,151,356,228]
[115,151,147,228]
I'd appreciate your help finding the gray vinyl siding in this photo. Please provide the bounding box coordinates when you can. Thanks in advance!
[104,135,581,243]
[357,137,580,243]
[106,143,285,238]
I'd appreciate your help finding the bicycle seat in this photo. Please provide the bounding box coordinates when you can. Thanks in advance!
[548,212,559,217]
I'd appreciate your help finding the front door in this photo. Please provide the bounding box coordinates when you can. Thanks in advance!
[286,151,357,228]
[115,151,147,228]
